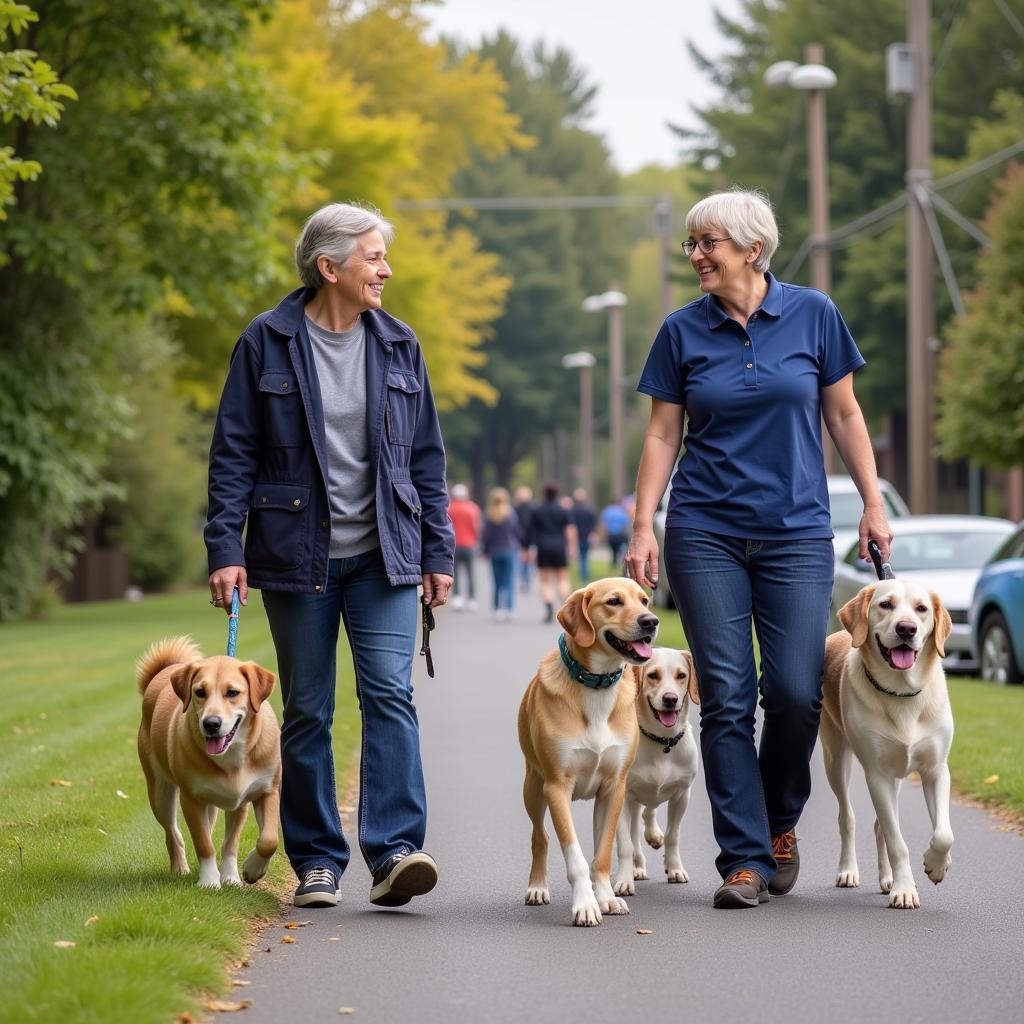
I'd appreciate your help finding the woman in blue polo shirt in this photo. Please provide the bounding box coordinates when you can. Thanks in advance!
[624,188,893,910]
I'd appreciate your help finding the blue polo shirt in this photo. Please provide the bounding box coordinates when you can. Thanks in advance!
[637,273,864,540]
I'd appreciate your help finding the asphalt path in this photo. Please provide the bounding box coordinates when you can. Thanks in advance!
[237,566,1024,1023]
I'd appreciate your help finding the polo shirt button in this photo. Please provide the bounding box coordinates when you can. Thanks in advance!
[744,340,751,347]
[750,313,758,321]
[746,362,753,369]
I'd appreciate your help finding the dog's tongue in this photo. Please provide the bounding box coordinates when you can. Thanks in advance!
[630,639,653,660]
[206,735,230,756]
[657,709,679,729]
[891,645,917,670]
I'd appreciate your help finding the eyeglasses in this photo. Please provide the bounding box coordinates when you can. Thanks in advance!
[681,237,732,257]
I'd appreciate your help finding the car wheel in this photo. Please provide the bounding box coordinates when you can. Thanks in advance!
[980,611,1022,686]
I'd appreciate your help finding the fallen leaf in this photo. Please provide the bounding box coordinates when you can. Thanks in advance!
[339,1010,356,1016]
[281,935,296,944]
[636,929,653,935]
[231,979,251,987]
[85,916,99,927]
[239,959,251,968]
[328,937,340,942]
[115,790,129,799]
[54,940,76,948]
[50,779,72,788]
[206,999,252,1013]
[176,1013,195,1024]
[284,923,298,929]
[984,774,1000,785]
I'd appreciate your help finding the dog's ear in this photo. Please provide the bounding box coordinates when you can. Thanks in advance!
[683,649,700,706]
[930,591,952,659]
[557,588,596,647]
[240,662,277,713]
[838,585,875,648]
[169,663,198,711]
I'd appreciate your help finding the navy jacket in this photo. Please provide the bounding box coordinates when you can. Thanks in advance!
[205,286,455,591]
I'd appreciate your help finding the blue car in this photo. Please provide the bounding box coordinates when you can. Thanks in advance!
[970,523,1024,685]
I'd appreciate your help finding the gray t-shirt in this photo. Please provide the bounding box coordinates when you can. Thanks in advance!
[305,315,379,558]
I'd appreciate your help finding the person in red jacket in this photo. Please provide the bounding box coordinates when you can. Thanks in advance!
[448,483,482,610]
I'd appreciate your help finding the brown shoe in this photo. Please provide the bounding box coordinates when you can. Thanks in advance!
[713,869,769,908]
[768,829,799,895]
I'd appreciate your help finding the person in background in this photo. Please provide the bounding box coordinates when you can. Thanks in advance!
[513,485,537,593]
[570,487,597,580]
[624,187,892,910]
[481,486,519,621]
[600,498,632,567]
[205,201,454,911]
[527,481,576,623]
[447,483,481,611]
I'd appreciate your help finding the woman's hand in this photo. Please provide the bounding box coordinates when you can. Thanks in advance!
[422,573,453,609]
[209,566,247,615]
[859,506,894,563]
[624,525,659,590]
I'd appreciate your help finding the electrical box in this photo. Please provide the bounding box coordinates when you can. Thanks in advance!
[886,43,914,98]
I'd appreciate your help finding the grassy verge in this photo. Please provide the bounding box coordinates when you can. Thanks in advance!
[0,591,360,1023]
[579,559,1024,820]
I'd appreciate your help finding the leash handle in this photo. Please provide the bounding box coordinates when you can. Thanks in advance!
[226,587,240,656]
[419,599,435,678]
[867,540,895,581]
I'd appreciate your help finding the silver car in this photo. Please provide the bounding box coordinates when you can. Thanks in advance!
[830,515,1017,673]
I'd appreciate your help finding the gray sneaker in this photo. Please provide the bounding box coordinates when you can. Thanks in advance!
[713,869,769,909]
[294,866,340,908]
[768,829,800,895]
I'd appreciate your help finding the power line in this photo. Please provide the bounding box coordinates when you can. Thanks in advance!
[993,0,1024,40]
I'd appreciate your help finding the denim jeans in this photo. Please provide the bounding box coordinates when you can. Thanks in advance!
[262,548,424,879]
[664,528,834,881]
[577,539,591,581]
[490,551,517,612]
[453,546,476,600]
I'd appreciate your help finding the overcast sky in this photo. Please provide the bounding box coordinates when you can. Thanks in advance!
[424,0,746,174]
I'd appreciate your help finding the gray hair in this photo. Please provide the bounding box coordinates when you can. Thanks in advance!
[685,188,779,272]
[294,202,396,289]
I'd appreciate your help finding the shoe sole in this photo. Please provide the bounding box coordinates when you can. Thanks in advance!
[713,888,770,909]
[370,853,438,907]
[293,888,341,908]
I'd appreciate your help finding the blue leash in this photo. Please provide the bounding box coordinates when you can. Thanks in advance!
[226,587,240,656]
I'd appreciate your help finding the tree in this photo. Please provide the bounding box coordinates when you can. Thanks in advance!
[936,164,1024,468]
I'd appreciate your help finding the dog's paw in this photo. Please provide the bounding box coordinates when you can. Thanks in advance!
[878,873,894,894]
[525,885,550,906]
[242,850,270,884]
[666,866,689,884]
[171,859,190,876]
[923,846,951,885]
[644,830,664,850]
[613,875,635,896]
[571,897,603,927]
[632,865,649,881]
[835,866,860,888]
[197,877,222,889]
[888,884,920,909]
[600,896,629,916]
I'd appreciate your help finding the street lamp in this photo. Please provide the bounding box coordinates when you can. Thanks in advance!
[765,43,838,470]
[582,288,628,501]
[561,351,597,499]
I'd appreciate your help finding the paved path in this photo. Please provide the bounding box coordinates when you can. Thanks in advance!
[237,572,1023,1023]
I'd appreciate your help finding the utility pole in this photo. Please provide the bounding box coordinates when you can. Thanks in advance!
[607,283,627,501]
[907,0,937,512]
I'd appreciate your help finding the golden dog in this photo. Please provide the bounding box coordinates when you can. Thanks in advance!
[136,636,281,888]
[518,578,659,926]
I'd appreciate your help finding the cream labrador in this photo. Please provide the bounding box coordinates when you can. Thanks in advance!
[613,648,700,896]
[821,580,954,909]
[518,578,659,926]
[137,636,281,888]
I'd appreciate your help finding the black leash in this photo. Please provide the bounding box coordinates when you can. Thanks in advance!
[867,539,895,581]
[419,600,435,678]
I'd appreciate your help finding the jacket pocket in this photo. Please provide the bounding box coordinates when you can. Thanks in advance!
[259,370,305,447]
[392,479,422,565]
[385,370,421,447]
[245,482,310,572]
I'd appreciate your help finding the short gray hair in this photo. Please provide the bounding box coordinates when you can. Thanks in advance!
[294,202,396,289]
[685,188,779,272]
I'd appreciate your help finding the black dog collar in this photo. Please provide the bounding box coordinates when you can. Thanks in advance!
[864,665,921,698]
[558,634,623,690]
[639,722,688,753]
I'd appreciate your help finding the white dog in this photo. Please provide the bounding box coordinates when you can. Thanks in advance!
[821,579,954,909]
[613,648,700,896]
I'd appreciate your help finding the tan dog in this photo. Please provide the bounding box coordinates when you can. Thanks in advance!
[821,580,954,909]
[518,578,659,926]
[136,636,281,888]
[613,648,700,895]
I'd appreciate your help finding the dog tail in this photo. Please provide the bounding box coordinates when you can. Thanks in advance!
[136,636,202,694]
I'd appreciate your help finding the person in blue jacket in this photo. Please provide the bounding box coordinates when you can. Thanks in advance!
[205,202,454,910]
[625,188,892,910]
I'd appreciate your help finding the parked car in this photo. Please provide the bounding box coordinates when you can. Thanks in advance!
[970,522,1024,685]
[827,474,911,557]
[830,515,1017,673]
[651,474,910,609]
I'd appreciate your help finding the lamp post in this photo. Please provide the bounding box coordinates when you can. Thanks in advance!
[764,44,839,471]
[582,287,628,500]
[561,350,597,499]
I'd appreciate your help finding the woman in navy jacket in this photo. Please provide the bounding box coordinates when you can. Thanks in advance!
[206,202,454,910]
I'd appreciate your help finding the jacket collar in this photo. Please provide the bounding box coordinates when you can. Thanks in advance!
[705,271,783,330]
[265,286,415,344]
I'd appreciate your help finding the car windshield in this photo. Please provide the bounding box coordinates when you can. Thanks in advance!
[830,490,903,528]
[860,531,1011,571]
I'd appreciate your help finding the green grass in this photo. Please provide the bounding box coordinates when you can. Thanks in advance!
[0,591,360,1024]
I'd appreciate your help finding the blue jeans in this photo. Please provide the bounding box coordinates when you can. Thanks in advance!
[490,551,516,612]
[577,539,591,580]
[262,548,424,879]
[664,528,834,881]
